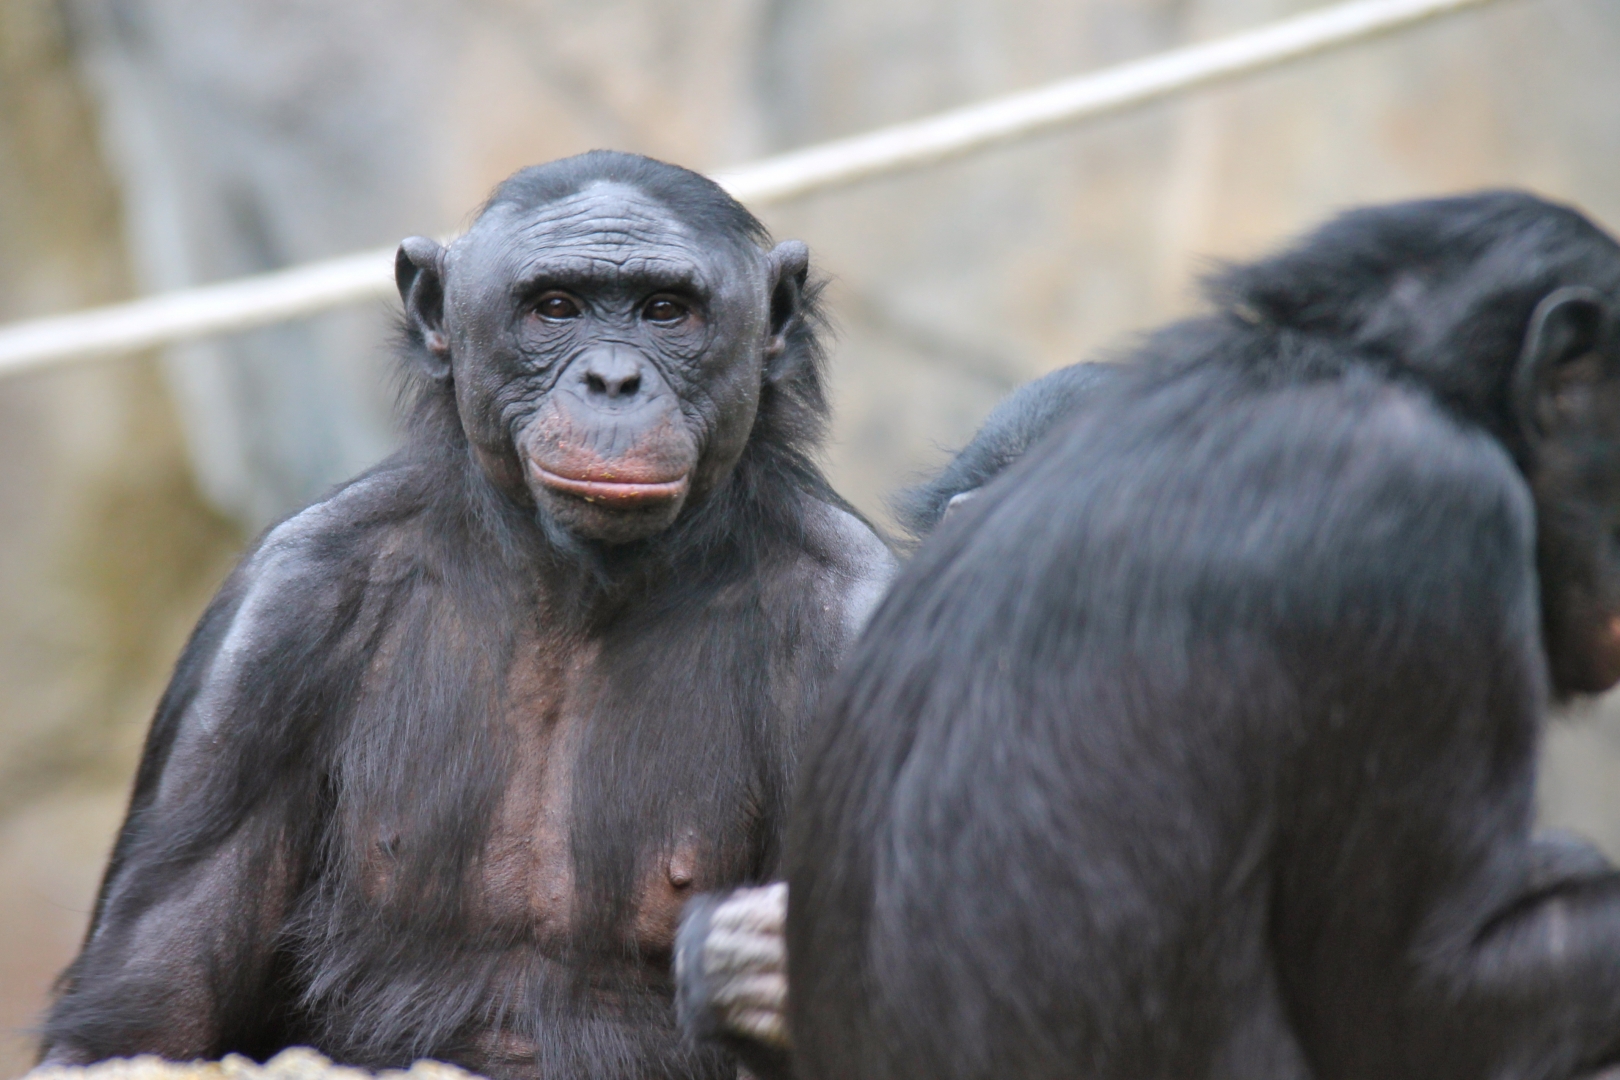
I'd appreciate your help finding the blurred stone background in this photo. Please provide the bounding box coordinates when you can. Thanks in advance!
[2,0,1619,1073]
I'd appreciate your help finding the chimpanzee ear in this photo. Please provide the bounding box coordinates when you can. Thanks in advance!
[396,236,452,380]
[1514,285,1614,442]
[764,240,810,368]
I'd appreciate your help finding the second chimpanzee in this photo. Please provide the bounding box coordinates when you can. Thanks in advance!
[788,192,1620,1080]
[39,151,895,1080]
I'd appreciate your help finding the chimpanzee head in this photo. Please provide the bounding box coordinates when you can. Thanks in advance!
[1511,274,1620,696]
[1216,192,1620,696]
[395,152,811,545]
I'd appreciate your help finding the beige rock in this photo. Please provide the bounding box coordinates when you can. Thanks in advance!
[25,1048,482,1080]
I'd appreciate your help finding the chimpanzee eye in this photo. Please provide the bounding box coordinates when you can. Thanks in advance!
[532,292,581,321]
[643,296,689,324]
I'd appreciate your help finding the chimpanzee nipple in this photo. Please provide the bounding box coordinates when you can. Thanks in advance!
[668,844,697,889]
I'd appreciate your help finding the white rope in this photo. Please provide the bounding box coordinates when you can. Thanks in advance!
[0,248,398,377]
[713,0,1505,204]
[0,0,1508,378]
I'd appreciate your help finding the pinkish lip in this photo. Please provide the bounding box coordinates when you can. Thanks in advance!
[529,463,691,507]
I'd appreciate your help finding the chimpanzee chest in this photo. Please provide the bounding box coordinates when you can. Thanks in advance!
[475,720,709,954]
[472,629,762,957]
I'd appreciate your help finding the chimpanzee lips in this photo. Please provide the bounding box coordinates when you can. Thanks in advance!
[529,461,691,508]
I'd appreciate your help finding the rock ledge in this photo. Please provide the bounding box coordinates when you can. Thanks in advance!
[27,1048,482,1080]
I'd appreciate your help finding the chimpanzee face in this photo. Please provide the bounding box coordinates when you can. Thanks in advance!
[1513,285,1620,694]
[397,181,807,545]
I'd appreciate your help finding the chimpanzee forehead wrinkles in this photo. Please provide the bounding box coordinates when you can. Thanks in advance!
[510,182,701,247]
[512,253,711,292]
[460,181,755,303]
[517,212,687,251]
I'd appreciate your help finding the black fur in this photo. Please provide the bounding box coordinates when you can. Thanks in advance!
[670,363,1123,1069]
[788,191,1620,1080]
[40,152,893,1080]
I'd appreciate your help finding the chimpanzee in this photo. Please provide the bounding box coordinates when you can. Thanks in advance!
[785,191,1620,1080]
[38,151,895,1080]
[672,360,1122,1067]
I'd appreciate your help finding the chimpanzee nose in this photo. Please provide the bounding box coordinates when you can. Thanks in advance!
[577,347,644,401]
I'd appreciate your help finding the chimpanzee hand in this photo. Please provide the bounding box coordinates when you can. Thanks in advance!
[676,883,791,1080]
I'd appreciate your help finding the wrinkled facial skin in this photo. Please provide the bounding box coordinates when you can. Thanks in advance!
[1515,287,1620,695]
[404,182,796,545]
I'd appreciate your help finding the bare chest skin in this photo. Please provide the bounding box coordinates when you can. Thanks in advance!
[475,630,721,959]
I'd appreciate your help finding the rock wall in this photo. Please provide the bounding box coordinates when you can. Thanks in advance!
[0,3,240,1075]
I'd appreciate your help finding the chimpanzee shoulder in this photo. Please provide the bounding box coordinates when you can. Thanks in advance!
[76,450,480,881]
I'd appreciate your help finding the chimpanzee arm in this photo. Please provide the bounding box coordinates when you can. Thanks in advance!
[1380,612,1620,1071]
[1433,848,1620,1077]
[1270,411,1620,1080]
[39,487,382,1064]
[39,603,294,1062]
[40,815,296,1064]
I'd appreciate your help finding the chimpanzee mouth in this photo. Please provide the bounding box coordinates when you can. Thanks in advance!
[529,462,691,508]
